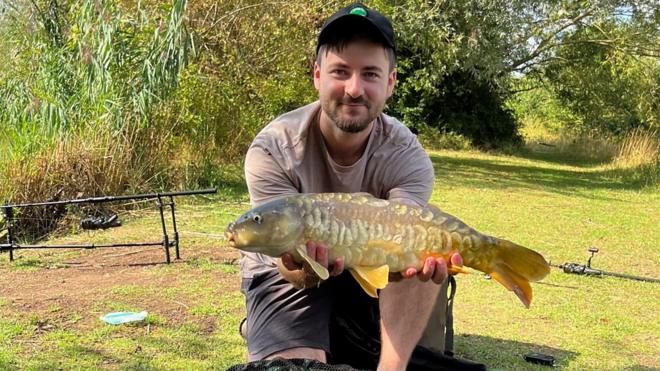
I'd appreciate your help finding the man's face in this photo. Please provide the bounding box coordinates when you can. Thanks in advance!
[314,40,396,133]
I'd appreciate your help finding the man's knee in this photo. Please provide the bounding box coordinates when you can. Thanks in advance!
[265,347,326,362]
[242,269,333,361]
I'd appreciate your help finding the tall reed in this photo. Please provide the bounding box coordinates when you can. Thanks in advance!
[611,128,659,187]
[0,0,191,239]
[613,128,659,167]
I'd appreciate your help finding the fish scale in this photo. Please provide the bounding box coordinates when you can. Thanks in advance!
[298,195,471,272]
[226,193,551,307]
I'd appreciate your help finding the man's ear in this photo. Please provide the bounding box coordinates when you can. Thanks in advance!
[313,62,321,91]
[386,69,397,98]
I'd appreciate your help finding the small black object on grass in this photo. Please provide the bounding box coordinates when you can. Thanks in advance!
[524,352,555,366]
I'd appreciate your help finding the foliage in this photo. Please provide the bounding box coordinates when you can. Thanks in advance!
[379,0,659,143]
[418,126,472,151]
[376,0,523,148]
[0,0,190,150]
[0,0,191,238]
[149,1,327,173]
[505,1,658,138]
[544,23,659,135]
[507,78,581,141]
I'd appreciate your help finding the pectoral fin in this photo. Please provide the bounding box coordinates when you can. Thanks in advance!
[349,265,390,298]
[295,245,330,280]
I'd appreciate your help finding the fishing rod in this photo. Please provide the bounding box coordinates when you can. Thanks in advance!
[551,247,660,283]
[1,188,217,263]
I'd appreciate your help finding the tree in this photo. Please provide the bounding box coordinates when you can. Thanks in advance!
[374,0,658,141]
[543,20,659,135]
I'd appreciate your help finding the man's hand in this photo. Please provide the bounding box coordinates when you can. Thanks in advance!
[277,241,345,289]
[390,252,463,284]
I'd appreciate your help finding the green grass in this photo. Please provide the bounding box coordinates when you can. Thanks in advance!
[427,149,659,370]
[0,148,658,370]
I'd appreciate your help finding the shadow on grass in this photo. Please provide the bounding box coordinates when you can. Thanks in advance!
[430,151,649,200]
[455,333,579,369]
[625,366,658,371]
[513,146,612,168]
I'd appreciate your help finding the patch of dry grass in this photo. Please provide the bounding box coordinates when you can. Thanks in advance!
[0,126,172,240]
[609,128,659,187]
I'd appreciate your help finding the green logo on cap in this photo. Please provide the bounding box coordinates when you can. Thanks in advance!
[349,7,367,16]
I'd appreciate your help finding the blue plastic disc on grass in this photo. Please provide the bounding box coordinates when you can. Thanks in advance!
[100,311,148,325]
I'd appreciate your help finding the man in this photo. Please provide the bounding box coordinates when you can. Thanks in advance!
[240,3,462,370]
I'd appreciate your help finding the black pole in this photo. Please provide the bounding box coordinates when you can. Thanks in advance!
[553,263,660,283]
[169,195,180,260]
[157,196,171,264]
[1,188,217,262]
[0,242,164,249]
[3,188,216,208]
[2,206,14,261]
[599,270,660,284]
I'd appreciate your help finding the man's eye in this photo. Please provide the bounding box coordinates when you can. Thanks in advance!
[364,72,379,79]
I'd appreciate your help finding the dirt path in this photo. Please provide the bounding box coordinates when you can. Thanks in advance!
[0,246,242,330]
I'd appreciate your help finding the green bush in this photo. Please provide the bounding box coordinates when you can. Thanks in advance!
[418,126,472,151]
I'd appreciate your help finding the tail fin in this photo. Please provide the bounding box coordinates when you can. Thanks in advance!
[487,239,550,308]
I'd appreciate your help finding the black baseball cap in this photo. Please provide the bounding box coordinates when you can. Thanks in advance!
[316,3,395,54]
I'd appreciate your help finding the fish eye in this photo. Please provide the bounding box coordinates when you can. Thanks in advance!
[252,214,262,224]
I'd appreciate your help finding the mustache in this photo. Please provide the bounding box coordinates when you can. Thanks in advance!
[339,97,370,107]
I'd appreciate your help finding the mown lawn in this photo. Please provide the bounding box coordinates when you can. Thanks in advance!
[0,148,658,370]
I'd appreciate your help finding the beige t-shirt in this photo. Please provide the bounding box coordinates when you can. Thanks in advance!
[241,101,434,277]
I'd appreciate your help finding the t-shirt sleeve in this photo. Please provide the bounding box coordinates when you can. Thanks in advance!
[385,142,435,208]
[244,145,299,207]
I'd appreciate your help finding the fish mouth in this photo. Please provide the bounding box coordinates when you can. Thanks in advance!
[225,231,236,247]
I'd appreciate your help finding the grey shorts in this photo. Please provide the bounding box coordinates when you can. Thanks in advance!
[241,268,381,367]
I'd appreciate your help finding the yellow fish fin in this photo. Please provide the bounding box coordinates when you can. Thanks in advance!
[294,245,329,280]
[349,265,390,298]
[490,267,533,309]
[487,239,550,308]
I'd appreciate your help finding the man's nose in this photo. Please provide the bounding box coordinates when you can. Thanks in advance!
[345,73,364,98]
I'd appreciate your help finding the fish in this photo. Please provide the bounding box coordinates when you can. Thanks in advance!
[225,193,550,308]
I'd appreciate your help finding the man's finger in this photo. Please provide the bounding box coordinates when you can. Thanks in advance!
[330,257,345,276]
[401,268,417,279]
[281,253,300,271]
[450,253,463,268]
[419,257,433,282]
[306,241,318,262]
[432,257,448,284]
[315,243,329,268]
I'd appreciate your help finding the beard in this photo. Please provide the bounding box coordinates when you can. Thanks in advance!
[322,96,381,133]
